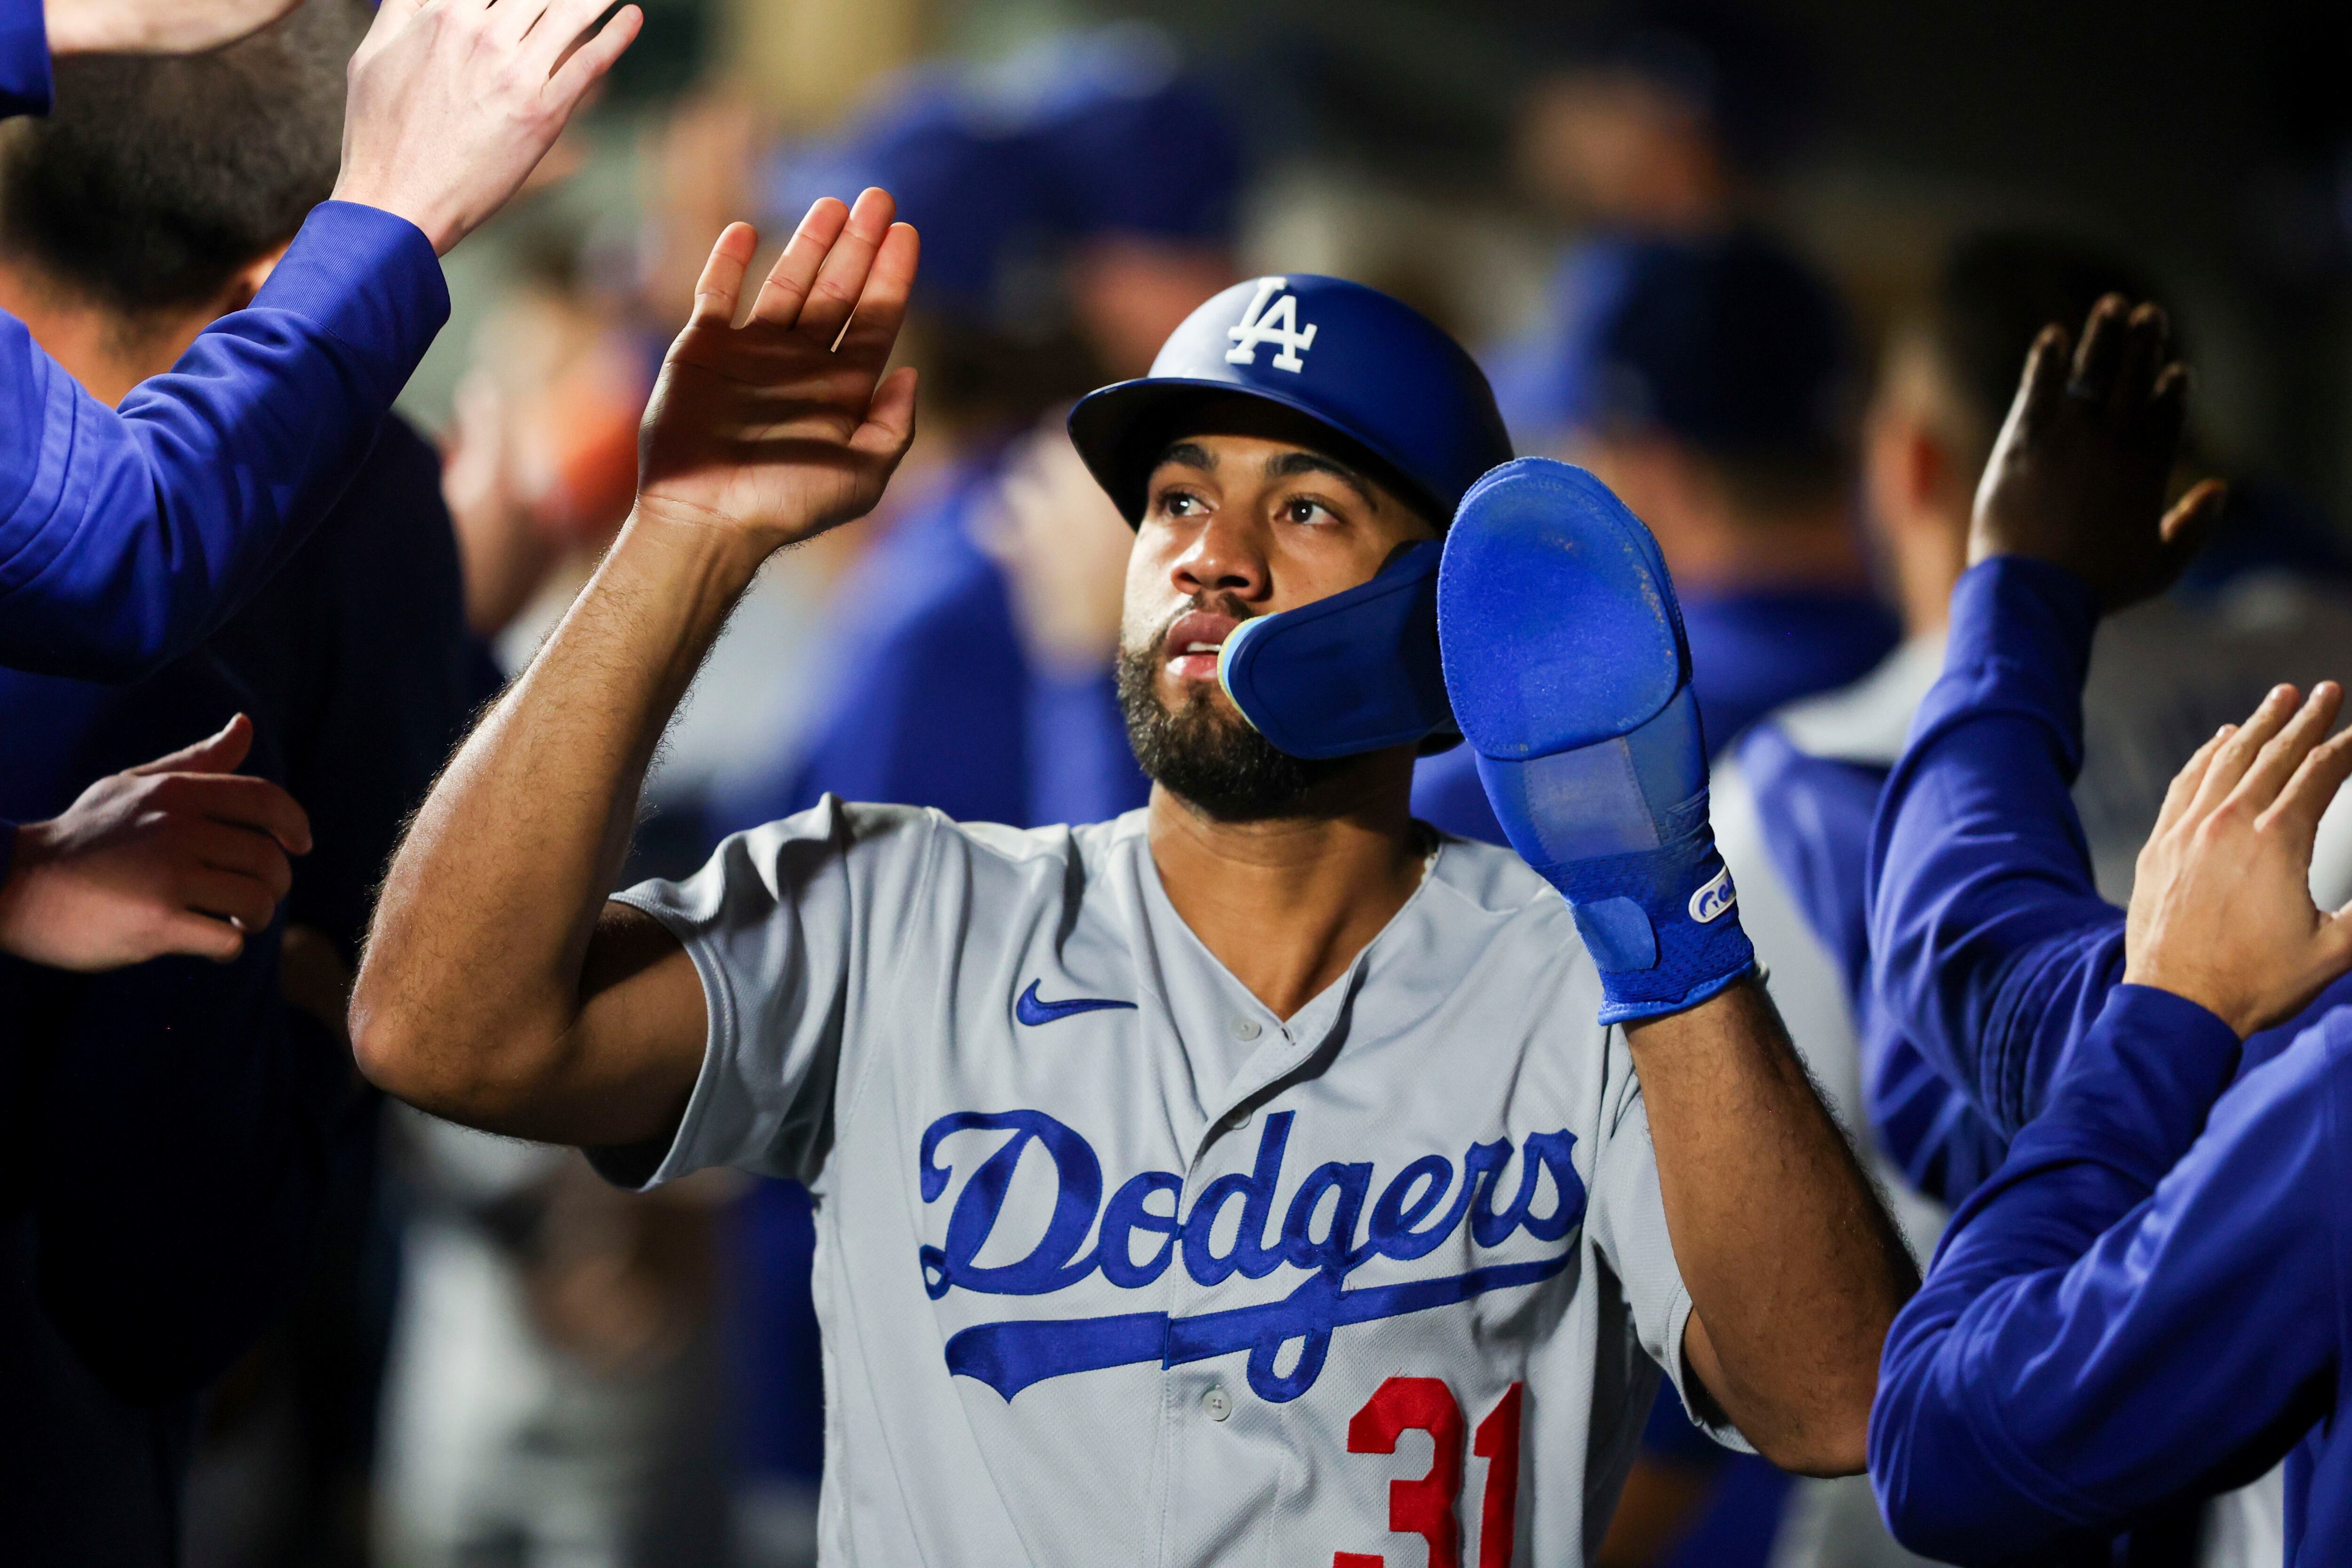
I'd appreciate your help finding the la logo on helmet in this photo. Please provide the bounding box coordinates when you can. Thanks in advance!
[1224,278,1319,373]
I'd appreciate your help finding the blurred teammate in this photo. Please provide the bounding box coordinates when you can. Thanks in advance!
[1865,294,2352,1568]
[1414,230,1897,850]
[353,204,1912,1563]
[1509,3,1817,247]
[0,10,493,1556]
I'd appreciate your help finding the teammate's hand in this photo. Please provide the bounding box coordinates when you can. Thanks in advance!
[1969,294,2226,613]
[42,0,301,55]
[2124,682,2352,1037]
[330,0,643,257]
[0,716,311,972]
[633,194,921,557]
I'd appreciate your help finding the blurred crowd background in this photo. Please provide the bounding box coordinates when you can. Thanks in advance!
[82,0,2352,1563]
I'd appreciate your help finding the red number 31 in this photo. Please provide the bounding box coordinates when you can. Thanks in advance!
[1332,1377,1524,1568]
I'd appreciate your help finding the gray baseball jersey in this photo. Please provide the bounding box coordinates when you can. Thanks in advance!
[599,799,1737,1566]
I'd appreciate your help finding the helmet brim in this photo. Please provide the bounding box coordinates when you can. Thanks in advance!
[1067,376,1454,531]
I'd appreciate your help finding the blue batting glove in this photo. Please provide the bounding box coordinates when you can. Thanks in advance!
[1438,458,1756,1025]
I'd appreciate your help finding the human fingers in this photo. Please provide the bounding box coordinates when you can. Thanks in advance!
[2067,294,2131,404]
[166,772,313,856]
[2157,476,2225,584]
[2190,685,2301,818]
[179,865,284,935]
[488,0,554,48]
[792,188,898,346]
[1991,325,2071,459]
[2161,474,2225,548]
[152,909,248,964]
[521,0,607,69]
[2109,301,2170,425]
[2266,697,2352,842]
[849,365,921,466]
[2233,682,2344,816]
[687,223,760,329]
[183,819,296,903]
[2147,359,2191,453]
[744,199,854,329]
[127,714,252,777]
[2153,725,2234,838]
[541,3,640,110]
[831,222,920,371]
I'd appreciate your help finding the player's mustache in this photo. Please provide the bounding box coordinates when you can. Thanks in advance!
[1145,593,1258,658]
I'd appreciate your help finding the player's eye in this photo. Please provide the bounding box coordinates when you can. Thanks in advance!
[1279,495,1338,527]
[1155,487,1208,520]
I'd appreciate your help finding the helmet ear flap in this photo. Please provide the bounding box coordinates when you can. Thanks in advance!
[1215,542,1455,759]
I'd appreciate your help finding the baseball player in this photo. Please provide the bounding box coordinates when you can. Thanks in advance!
[354,191,1912,1563]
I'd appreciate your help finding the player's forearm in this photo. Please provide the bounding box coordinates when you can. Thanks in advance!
[1874,1005,2332,1560]
[352,509,761,1121]
[0,206,447,680]
[1627,978,1917,1475]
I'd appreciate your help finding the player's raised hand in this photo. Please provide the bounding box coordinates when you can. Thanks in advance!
[1969,294,2226,612]
[331,0,644,256]
[0,716,312,973]
[633,192,921,557]
[42,0,303,55]
[2125,682,2352,1036]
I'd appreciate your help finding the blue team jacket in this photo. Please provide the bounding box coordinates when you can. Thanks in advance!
[1873,982,2351,1565]
[1867,561,2352,1161]
[1865,558,2352,1563]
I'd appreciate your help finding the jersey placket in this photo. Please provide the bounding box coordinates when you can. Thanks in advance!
[1153,962,1364,1568]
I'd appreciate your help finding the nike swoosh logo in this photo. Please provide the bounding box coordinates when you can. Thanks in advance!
[1014,979,1138,1027]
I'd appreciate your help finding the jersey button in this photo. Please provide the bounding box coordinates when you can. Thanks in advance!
[1202,1385,1232,1422]
[1229,1016,1262,1042]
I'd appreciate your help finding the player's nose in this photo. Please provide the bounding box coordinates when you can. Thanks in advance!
[1169,510,1267,603]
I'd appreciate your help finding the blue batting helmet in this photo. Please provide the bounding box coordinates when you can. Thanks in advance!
[1067,274,1514,528]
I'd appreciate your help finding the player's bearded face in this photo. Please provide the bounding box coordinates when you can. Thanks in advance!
[1117,595,1343,820]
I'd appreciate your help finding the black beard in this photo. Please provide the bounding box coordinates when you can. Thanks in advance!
[1116,637,1345,821]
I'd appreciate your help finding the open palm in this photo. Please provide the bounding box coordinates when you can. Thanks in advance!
[636,191,921,557]
[1969,294,2223,612]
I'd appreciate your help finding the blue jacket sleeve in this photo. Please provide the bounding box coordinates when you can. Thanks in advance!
[0,0,49,119]
[1872,986,2343,1563]
[1739,724,2010,1202]
[1866,558,2125,1137]
[0,200,448,681]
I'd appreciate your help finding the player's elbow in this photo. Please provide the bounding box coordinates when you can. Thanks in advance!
[348,970,561,1125]
[1748,1396,1871,1478]
[345,984,449,1106]
[1724,1334,1882,1477]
